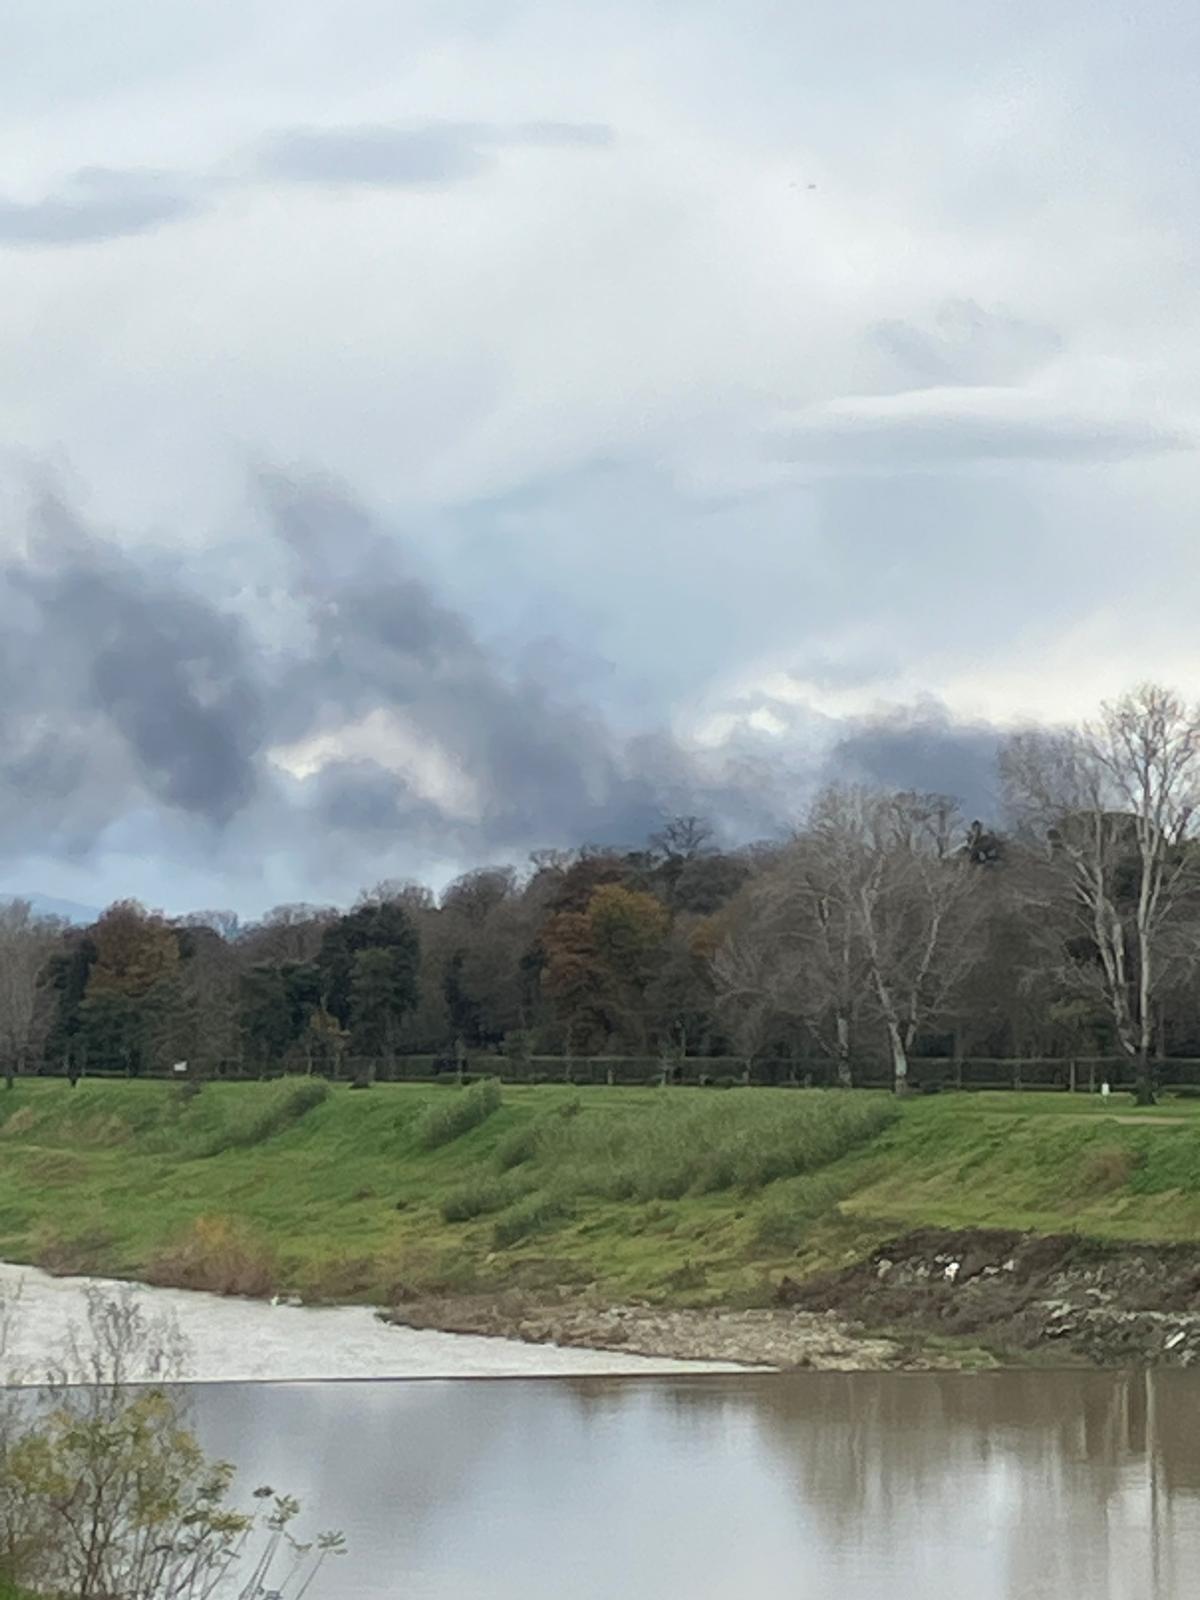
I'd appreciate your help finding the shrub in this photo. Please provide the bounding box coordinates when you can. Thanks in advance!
[495,1119,543,1171]
[1080,1145,1141,1192]
[536,1090,897,1206]
[148,1215,279,1297]
[753,1172,848,1251]
[199,1077,329,1156]
[491,1193,569,1248]
[415,1078,502,1150]
[440,1175,521,1223]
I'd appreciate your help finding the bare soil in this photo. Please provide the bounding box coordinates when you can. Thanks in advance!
[386,1291,973,1371]
[389,1230,1200,1371]
[778,1227,1200,1366]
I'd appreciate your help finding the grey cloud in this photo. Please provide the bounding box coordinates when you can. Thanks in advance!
[0,477,1016,906]
[871,300,1064,387]
[828,701,1006,819]
[254,120,614,188]
[0,166,201,246]
[6,497,264,822]
[0,479,795,888]
[0,118,615,253]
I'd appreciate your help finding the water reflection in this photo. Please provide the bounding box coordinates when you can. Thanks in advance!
[187,1371,1200,1599]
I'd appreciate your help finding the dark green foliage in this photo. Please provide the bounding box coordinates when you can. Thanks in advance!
[350,947,411,1057]
[237,962,322,1066]
[40,935,97,1069]
[318,900,419,1030]
[442,949,482,1046]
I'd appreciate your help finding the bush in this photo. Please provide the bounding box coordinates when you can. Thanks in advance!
[149,1214,279,1297]
[1080,1145,1142,1192]
[495,1119,543,1171]
[535,1090,898,1206]
[753,1172,848,1251]
[492,1193,569,1248]
[199,1078,329,1156]
[440,1175,521,1223]
[415,1078,502,1150]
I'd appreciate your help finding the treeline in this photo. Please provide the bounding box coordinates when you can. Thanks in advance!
[6,684,1200,1104]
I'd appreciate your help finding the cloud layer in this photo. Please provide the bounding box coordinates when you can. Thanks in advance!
[0,480,839,909]
[3,0,1200,910]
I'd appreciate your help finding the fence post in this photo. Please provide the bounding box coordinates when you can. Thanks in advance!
[1012,1059,1021,1092]
[1068,1058,1077,1095]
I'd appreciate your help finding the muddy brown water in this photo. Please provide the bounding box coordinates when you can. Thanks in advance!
[189,1368,1200,1598]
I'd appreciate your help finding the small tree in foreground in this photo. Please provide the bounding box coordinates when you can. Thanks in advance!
[0,1286,344,1598]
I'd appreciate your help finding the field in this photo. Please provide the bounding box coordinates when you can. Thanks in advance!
[2,1079,1200,1307]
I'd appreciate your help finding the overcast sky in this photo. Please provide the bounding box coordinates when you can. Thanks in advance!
[2,0,1198,919]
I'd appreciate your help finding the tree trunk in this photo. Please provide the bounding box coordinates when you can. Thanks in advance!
[887,1019,909,1095]
[834,1014,853,1088]
[1135,1045,1155,1108]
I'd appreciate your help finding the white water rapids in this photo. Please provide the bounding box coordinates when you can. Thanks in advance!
[0,1263,739,1381]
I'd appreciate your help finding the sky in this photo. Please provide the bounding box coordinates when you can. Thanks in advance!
[2,0,1199,919]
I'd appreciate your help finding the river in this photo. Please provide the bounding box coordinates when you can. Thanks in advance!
[5,1267,1199,1596]
[193,1369,1200,1599]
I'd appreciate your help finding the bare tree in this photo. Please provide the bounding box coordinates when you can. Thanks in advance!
[810,786,982,1092]
[239,903,338,966]
[0,902,64,1084]
[1002,683,1200,1104]
[710,921,785,1077]
[713,789,981,1091]
[712,841,861,1085]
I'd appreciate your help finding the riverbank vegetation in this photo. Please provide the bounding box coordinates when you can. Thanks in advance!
[0,1287,342,1598]
[5,1079,1200,1308]
[5,685,1200,1110]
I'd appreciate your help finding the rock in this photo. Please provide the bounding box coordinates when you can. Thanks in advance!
[876,1259,894,1279]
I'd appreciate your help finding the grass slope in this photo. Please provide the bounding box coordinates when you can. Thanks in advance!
[2,1081,1199,1307]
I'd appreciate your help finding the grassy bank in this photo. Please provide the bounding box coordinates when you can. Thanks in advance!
[2,1079,1200,1307]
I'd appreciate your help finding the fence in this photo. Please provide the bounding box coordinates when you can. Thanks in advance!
[24,1053,1200,1091]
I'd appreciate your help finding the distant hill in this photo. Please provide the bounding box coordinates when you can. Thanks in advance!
[0,893,99,925]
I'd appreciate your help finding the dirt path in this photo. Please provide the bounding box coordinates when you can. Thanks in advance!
[1064,1113,1193,1126]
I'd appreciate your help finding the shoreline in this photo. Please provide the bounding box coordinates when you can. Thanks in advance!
[383,1293,983,1371]
[21,1219,1200,1375]
[385,1224,1200,1372]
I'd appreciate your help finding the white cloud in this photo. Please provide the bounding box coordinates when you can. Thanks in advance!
[4,0,1200,904]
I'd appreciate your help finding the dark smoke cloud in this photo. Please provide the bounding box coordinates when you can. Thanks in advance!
[0,476,1012,901]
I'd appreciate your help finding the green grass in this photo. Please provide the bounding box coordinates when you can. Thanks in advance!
[3,1080,1200,1309]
